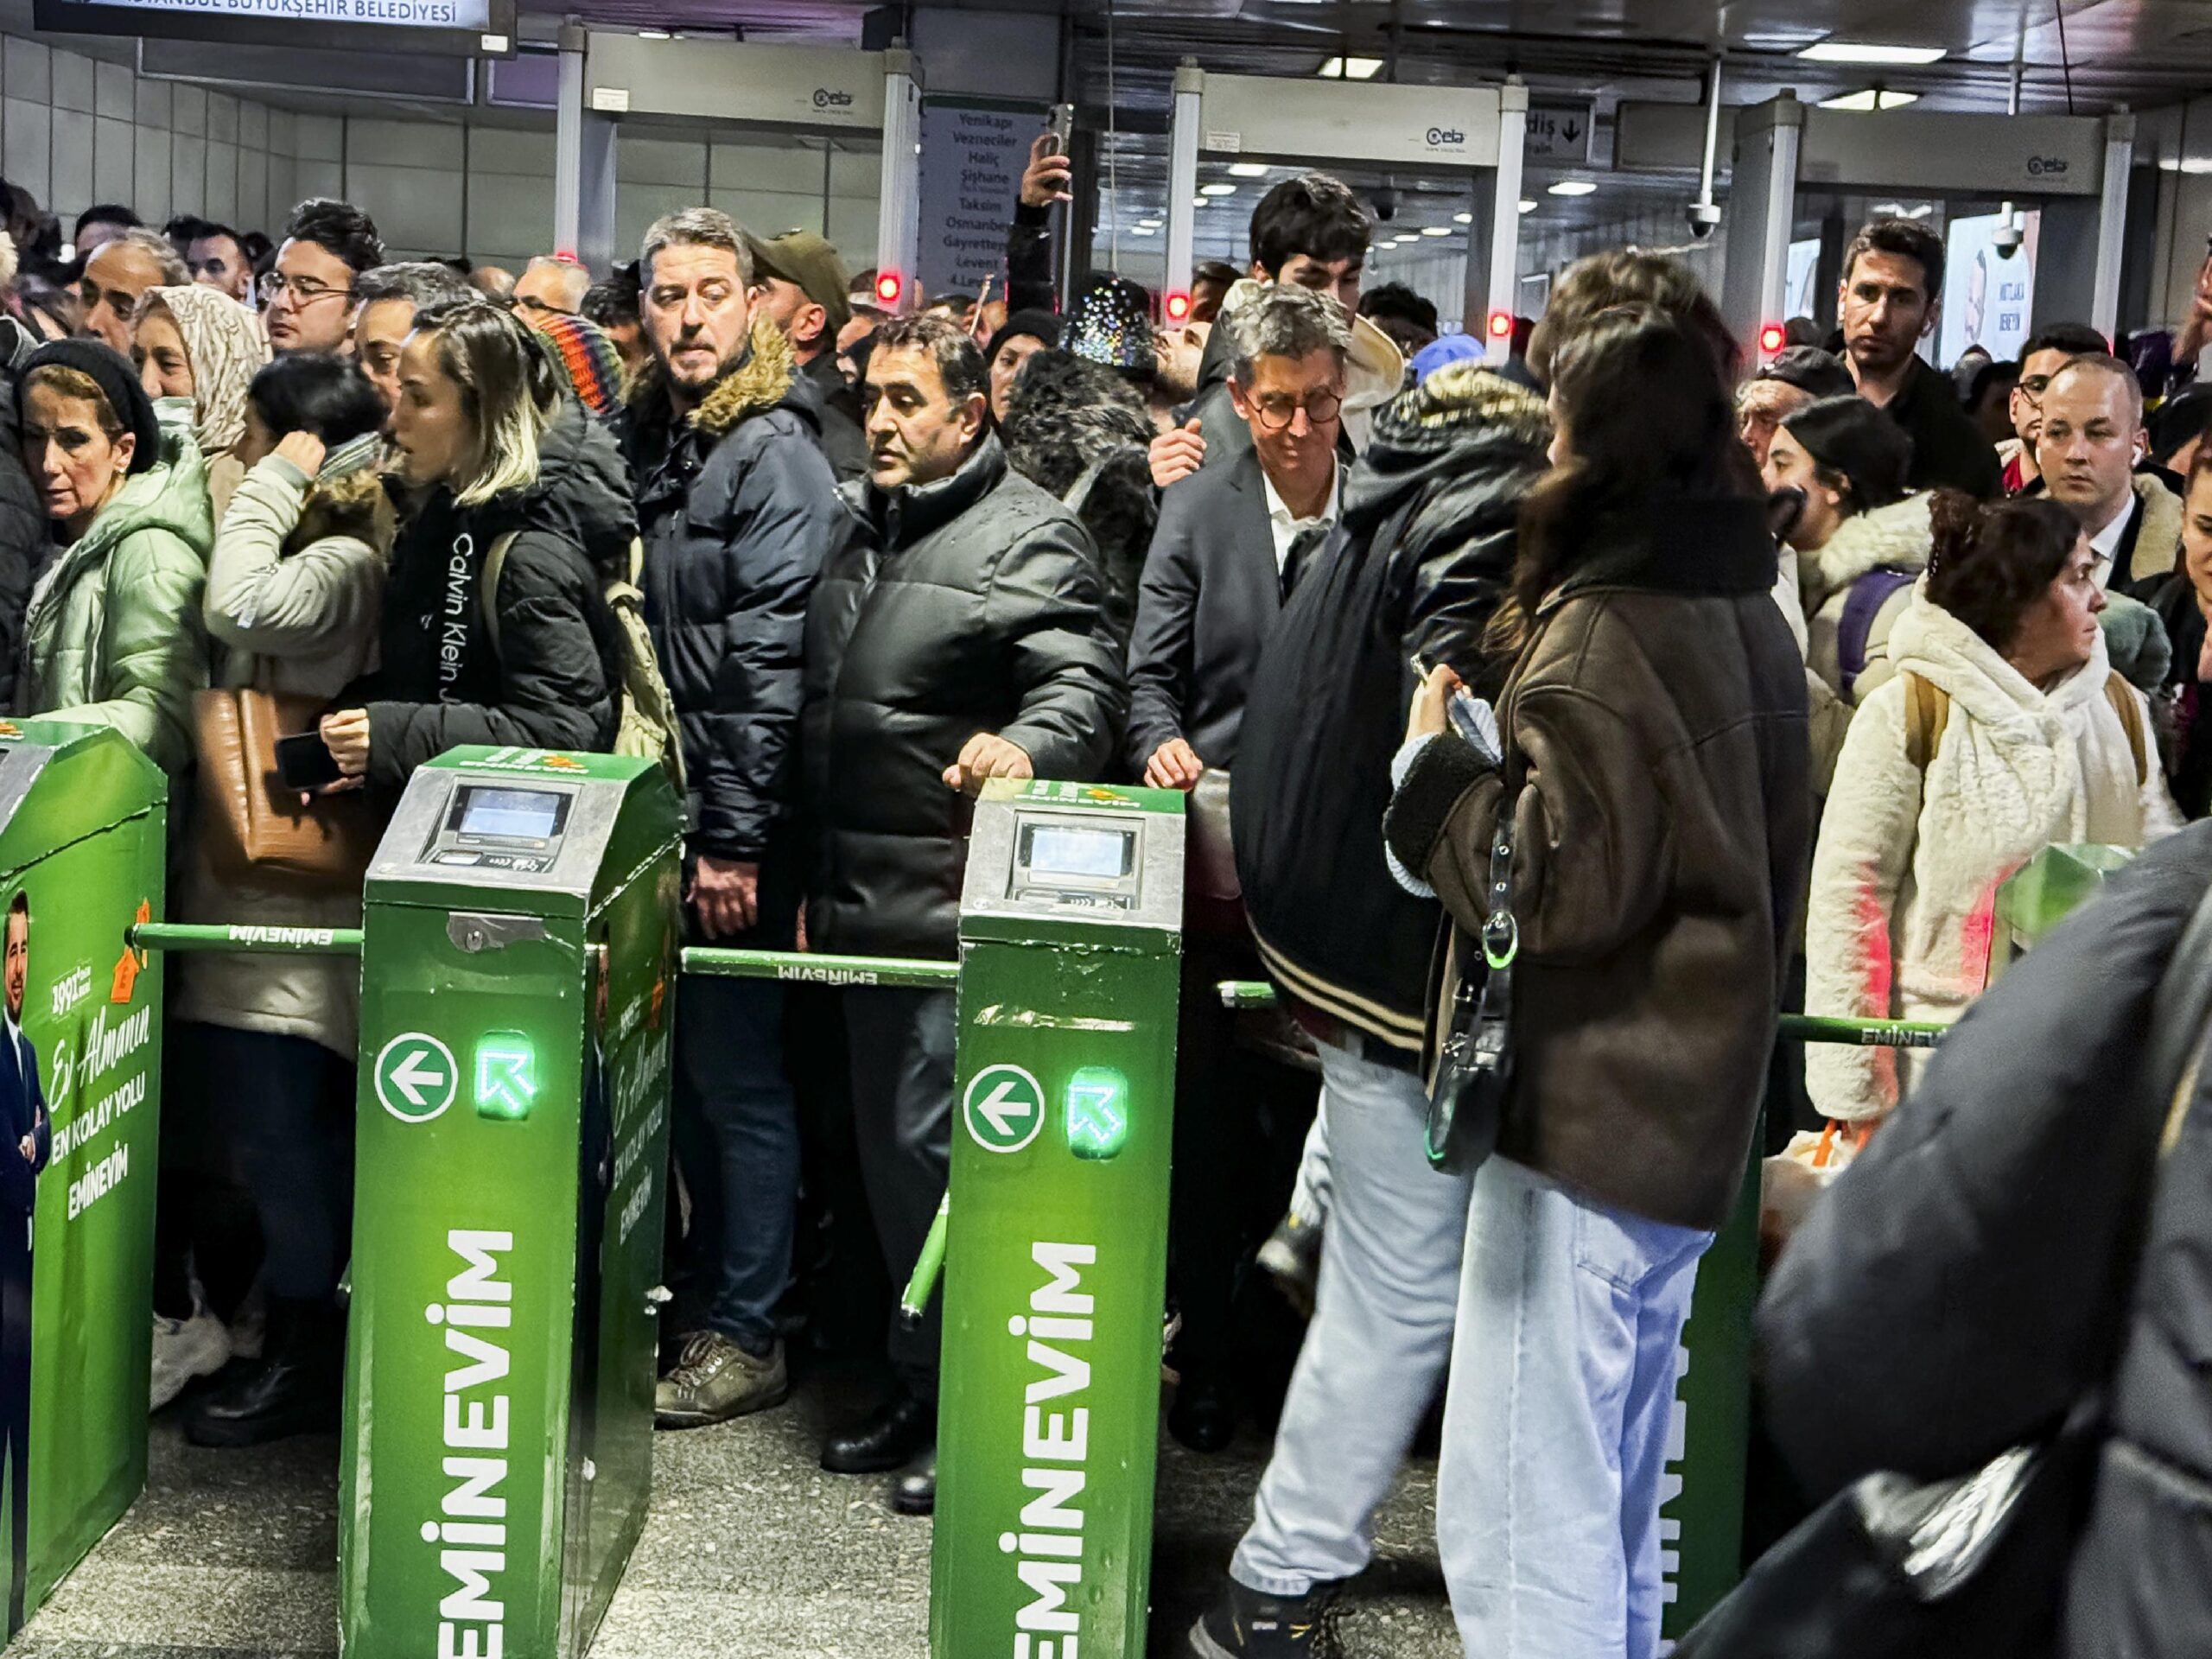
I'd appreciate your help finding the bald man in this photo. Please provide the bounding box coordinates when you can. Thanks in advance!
[513,257,589,321]
[79,228,187,356]
[2035,353,2180,594]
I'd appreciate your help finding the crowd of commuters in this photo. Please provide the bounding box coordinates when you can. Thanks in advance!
[3,114,2211,1659]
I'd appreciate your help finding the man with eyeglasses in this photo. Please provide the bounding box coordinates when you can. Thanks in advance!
[513,254,590,321]
[2004,321,2112,494]
[1121,283,1344,1457]
[262,198,384,358]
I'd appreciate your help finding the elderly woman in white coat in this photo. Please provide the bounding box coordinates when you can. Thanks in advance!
[1807,490,2183,1126]
[168,353,393,1446]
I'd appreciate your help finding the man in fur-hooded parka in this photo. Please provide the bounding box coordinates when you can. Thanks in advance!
[619,272,845,950]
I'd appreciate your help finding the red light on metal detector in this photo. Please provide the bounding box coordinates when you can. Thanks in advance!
[1758,322,1787,356]
[875,271,903,306]
[1164,290,1192,323]
[1488,310,1512,340]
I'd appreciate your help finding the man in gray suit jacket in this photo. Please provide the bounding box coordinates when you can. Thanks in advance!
[1122,284,1350,1458]
[1126,286,1351,788]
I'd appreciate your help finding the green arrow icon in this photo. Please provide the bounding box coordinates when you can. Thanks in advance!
[375,1033,457,1122]
[963,1064,1045,1154]
[474,1033,538,1121]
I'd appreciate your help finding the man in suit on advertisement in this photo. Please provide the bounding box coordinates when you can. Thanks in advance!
[0,890,49,1633]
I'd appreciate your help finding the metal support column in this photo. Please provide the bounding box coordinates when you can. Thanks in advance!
[554,20,586,259]
[2092,111,2136,341]
[1484,77,1529,362]
[1720,94,1805,363]
[876,45,924,308]
[1166,59,1203,304]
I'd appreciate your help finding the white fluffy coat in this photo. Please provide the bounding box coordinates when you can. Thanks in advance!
[1806,588,2183,1121]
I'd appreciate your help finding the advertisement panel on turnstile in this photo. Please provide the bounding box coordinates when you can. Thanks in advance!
[0,722,166,1637]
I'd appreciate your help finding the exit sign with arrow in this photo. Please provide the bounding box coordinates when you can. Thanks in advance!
[1526,99,1594,163]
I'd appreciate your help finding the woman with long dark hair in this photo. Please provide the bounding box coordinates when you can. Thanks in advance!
[1382,304,1811,1655]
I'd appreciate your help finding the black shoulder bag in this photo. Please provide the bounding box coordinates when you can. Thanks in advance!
[1425,783,1517,1173]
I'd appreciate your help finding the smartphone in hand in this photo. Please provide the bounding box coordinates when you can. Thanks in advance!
[274,730,343,791]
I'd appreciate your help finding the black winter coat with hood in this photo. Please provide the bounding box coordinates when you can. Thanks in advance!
[1757,822,2212,1659]
[802,431,1128,960]
[347,397,632,788]
[1232,364,1549,1064]
[0,316,47,709]
[620,318,845,878]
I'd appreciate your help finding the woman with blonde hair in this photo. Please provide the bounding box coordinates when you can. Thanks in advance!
[320,297,632,791]
[132,283,267,518]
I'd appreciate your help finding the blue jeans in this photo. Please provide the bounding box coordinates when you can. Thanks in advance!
[671,976,800,1355]
[1438,1156,1712,1659]
[1234,1039,1471,1595]
[207,1025,353,1303]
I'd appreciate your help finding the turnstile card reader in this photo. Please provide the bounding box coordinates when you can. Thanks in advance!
[0,721,165,1637]
[933,780,1186,1659]
[341,747,682,1659]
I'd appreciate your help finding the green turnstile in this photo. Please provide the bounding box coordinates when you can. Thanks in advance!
[0,721,166,1637]
[1993,842,2136,976]
[340,747,681,1659]
[932,779,1186,1659]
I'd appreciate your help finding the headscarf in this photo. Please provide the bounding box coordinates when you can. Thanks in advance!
[141,283,267,459]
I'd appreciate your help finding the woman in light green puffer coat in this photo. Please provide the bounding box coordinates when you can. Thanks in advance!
[13,340,210,776]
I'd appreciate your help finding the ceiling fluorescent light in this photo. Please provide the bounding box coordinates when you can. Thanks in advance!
[1421,226,1450,237]
[1227,162,1268,178]
[1452,211,1473,224]
[1817,88,1918,111]
[637,27,671,37]
[1798,41,1945,65]
[1548,180,1598,197]
[1517,200,1537,213]
[1200,183,1238,196]
[1317,55,1383,79]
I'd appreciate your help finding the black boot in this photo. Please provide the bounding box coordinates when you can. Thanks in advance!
[822,1389,935,1474]
[184,1296,343,1447]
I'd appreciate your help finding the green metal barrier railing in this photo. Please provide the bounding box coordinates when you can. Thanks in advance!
[130,922,364,956]
[118,927,1948,1321]
[1215,979,1948,1049]
[681,946,959,989]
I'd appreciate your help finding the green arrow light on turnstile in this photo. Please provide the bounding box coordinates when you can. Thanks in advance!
[1065,1066,1129,1160]
[474,1032,538,1120]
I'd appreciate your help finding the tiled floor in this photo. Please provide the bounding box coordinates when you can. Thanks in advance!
[1,1374,1459,1658]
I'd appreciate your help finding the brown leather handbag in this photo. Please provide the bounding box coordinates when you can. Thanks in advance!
[191,684,379,892]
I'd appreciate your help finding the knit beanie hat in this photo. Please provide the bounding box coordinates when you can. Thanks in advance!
[984,308,1061,369]
[17,338,161,474]
[531,311,625,416]
[1781,394,1912,512]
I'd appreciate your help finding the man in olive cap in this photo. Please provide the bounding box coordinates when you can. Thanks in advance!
[749,231,866,480]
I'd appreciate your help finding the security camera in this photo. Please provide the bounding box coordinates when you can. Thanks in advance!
[1993,220,2024,259]
[1686,200,1721,240]
[1371,186,1400,223]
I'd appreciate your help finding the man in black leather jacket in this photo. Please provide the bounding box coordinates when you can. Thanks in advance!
[801,313,1125,1516]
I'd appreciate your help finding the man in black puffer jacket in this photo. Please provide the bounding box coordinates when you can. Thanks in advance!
[803,314,1125,1516]
[350,394,632,782]
[619,207,845,1431]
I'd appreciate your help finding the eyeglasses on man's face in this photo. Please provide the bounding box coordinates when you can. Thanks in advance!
[258,270,354,308]
[1249,388,1343,433]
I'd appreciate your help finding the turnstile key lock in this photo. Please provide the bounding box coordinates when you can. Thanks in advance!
[582,1459,596,1483]
[645,1285,673,1314]
[446,912,551,954]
